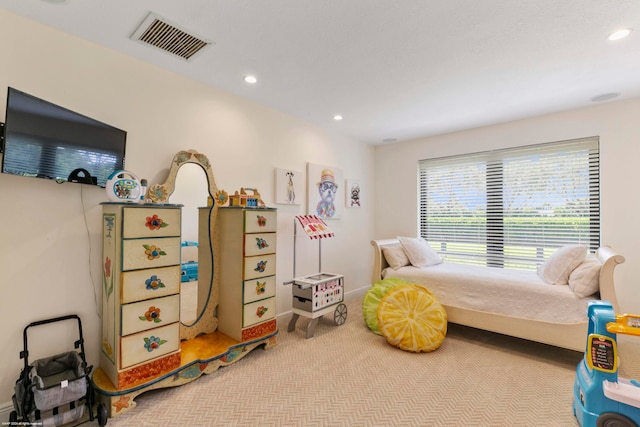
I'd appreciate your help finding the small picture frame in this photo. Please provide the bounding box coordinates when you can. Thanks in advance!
[274,168,302,205]
[345,179,361,208]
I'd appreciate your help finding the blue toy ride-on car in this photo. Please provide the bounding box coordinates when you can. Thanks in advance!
[573,300,640,427]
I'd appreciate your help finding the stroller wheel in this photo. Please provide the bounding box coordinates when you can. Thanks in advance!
[97,402,108,426]
[9,411,17,423]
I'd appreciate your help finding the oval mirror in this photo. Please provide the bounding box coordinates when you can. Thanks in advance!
[147,149,220,339]
[171,163,209,326]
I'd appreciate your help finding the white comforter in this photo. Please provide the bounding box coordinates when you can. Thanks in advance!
[382,263,592,324]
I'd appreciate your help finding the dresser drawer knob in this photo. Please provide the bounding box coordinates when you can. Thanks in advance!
[255,281,266,295]
[143,244,167,260]
[145,275,166,291]
[145,214,170,231]
[255,237,269,250]
[254,260,268,273]
[143,335,167,352]
[139,306,162,324]
[256,305,269,318]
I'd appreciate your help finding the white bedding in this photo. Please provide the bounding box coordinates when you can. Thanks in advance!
[382,262,593,324]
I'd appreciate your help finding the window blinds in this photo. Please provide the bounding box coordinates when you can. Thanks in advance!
[418,137,600,270]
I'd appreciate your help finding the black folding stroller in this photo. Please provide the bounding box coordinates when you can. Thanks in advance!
[9,315,108,426]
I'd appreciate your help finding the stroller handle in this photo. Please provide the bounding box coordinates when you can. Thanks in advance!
[21,314,85,370]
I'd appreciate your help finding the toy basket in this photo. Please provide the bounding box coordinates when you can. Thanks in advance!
[30,351,88,411]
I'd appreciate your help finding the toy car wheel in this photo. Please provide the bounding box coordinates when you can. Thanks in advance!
[97,402,108,426]
[597,412,637,427]
[334,303,347,326]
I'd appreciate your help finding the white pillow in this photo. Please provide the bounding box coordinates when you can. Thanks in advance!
[382,244,410,270]
[537,245,587,285]
[568,254,601,297]
[397,236,443,268]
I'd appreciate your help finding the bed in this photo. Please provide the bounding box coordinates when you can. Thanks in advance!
[371,238,626,351]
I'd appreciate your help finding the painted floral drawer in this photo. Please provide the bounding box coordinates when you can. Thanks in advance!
[243,297,276,328]
[120,322,180,369]
[243,232,276,257]
[122,237,181,271]
[243,254,276,281]
[122,207,181,239]
[121,266,181,304]
[244,210,277,233]
[121,294,180,336]
[243,276,276,305]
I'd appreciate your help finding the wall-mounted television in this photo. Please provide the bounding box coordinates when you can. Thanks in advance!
[1,87,126,188]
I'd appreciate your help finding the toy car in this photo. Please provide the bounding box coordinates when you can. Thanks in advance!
[573,300,640,427]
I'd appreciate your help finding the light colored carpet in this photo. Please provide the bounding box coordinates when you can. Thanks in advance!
[105,297,583,427]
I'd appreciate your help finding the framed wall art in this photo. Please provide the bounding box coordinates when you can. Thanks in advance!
[307,163,343,219]
[274,168,302,205]
[345,179,361,208]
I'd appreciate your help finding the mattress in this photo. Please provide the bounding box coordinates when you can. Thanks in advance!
[382,262,592,324]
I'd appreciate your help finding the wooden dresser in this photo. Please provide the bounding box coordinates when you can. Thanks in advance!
[217,207,278,342]
[94,152,279,418]
[100,203,183,389]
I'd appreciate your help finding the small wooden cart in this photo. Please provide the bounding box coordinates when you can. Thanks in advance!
[284,215,347,338]
[288,272,347,338]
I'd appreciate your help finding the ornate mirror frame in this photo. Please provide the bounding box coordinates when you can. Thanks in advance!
[148,149,220,340]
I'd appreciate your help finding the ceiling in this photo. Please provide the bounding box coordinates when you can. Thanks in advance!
[1,0,639,145]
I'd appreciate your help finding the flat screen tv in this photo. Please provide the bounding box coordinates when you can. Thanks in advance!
[1,87,126,187]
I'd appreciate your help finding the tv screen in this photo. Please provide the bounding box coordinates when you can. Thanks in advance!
[1,87,126,187]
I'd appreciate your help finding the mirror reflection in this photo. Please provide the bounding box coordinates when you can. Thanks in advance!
[170,163,210,325]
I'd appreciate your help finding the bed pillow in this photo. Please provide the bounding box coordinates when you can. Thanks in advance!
[381,244,411,270]
[568,254,601,297]
[537,245,587,285]
[397,236,443,268]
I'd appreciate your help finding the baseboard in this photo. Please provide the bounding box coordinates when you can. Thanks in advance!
[344,285,368,301]
[0,399,14,423]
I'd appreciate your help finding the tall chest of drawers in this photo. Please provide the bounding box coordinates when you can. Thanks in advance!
[101,203,183,389]
[218,207,278,342]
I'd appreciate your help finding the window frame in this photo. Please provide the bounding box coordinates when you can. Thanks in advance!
[418,137,600,270]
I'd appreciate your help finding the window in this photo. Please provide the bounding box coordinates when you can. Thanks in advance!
[418,137,599,270]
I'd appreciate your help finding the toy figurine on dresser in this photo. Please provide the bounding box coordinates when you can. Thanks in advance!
[92,150,278,418]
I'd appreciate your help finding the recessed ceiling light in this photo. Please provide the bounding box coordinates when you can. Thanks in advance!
[333,115,343,121]
[608,28,632,41]
[244,75,257,84]
[591,93,619,102]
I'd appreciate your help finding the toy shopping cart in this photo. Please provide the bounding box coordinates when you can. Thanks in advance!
[284,215,347,338]
[10,314,108,427]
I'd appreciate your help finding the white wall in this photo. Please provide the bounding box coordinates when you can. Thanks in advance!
[374,96,640,315]
[0,10,374,406]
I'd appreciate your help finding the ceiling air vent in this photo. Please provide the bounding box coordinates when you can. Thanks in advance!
[131,13,213,61]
